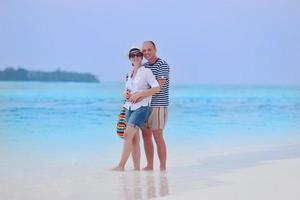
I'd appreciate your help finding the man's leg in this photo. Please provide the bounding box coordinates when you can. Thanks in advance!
[142,128,154,170]
[153,129,167,171]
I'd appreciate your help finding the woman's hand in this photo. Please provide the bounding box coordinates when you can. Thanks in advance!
[124,89,131,100]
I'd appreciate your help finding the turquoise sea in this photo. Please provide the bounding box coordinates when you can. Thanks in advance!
[1,81,300,199]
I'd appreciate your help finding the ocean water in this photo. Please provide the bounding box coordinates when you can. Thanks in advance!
[1,82,300,199]
[1,81,300,152]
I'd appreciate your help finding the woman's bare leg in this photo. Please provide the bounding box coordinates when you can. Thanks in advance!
[113,126,138,171]
[131,129,140,170]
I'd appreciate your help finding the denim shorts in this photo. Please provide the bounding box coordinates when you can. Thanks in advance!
[125,106,149,129]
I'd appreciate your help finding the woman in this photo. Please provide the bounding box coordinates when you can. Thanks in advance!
[113,47,160,171]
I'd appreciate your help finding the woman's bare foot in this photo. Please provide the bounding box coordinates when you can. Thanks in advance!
[112,166,124,171]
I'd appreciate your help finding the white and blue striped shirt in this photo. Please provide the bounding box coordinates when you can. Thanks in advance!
[143,58,170,107]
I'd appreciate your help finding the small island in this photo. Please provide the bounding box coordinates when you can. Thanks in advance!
[0,67,99,83]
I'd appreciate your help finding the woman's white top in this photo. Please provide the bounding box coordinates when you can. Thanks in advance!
[124,66,159,110]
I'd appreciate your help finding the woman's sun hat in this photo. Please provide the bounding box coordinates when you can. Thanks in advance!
[128,47,143,58]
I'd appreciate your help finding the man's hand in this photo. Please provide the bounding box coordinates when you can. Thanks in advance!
[129,93,142,104]
[135,96,146,103]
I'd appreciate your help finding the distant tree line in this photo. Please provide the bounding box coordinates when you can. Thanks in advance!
[0,67,99,82]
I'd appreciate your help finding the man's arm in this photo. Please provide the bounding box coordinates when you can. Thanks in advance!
[133,78,165,103]
[129,86,160,103]
[158,79,166,89]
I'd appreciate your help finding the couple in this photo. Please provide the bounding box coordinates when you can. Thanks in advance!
[113,41,170,171]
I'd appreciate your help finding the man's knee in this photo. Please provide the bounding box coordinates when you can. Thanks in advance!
[153,129,164,141]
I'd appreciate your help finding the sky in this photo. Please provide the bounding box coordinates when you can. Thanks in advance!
[0,0,299,85]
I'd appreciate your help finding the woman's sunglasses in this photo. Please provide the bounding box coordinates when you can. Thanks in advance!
[129,52,143,58]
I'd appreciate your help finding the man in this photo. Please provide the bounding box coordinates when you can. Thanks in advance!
[141,41,170,171]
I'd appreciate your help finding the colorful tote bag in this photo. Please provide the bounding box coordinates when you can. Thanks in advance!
[116,106,126,138]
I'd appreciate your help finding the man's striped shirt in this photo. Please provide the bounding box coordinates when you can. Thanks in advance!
[144,58,170,107]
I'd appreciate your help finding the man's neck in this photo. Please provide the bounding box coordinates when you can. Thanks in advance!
[148,57,158,65]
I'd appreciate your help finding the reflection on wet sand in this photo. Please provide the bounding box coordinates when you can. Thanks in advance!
[120,171,169,200]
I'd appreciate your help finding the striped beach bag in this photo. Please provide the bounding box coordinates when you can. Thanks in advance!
[116,106,126,138]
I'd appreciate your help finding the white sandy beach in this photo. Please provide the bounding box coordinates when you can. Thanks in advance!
[1,143,300,200]
[157,158,300,200]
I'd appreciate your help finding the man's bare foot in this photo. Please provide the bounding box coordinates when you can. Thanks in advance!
[133,168,140,171]
[142,166,153,171]
[112,166,124,171]
[160,166,166,171]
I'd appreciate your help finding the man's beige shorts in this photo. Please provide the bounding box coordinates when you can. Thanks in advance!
[143,107,168,131]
